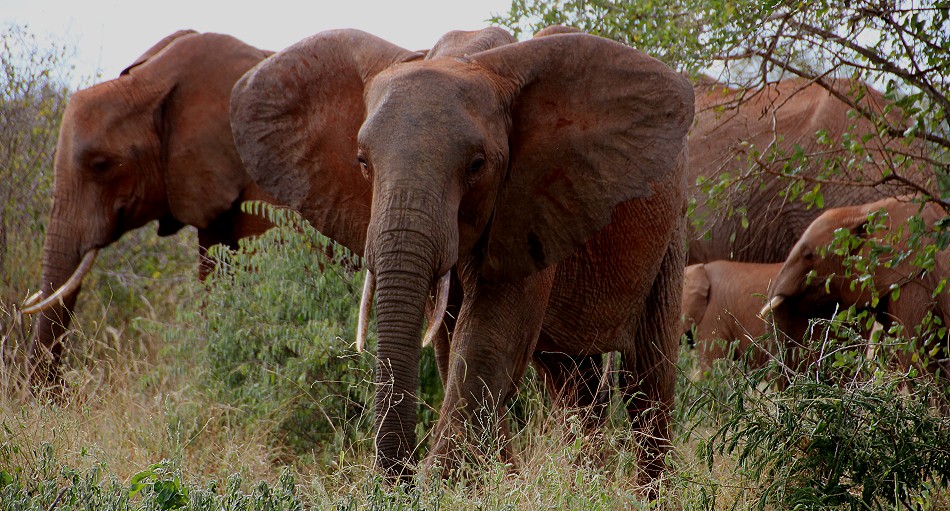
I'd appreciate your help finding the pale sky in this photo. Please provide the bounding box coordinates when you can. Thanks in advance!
[4,0,514,83]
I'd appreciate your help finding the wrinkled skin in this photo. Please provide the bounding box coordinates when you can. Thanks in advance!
[767,196,950,376]
[28,31,274,384]
[232,28,694,481]
[688,77,933,264]
[423,26,611,426]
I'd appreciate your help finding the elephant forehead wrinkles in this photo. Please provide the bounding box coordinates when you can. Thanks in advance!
[70,79,149,135]
[367,63,505,124]
[69,88,153,157]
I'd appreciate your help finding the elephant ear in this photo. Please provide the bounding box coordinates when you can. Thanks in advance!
[142,33,270,229]
[682,264,711,331]
[120,30,198,76]
[832,200,886,241]
[231,29,423,254]
[471,34,695,279]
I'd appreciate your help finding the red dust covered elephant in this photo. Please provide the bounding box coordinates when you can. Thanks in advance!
[230,28,694,480]
[23,31,274,383]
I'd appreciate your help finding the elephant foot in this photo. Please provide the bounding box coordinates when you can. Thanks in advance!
[533,351,613,431]
[422,408,517,481]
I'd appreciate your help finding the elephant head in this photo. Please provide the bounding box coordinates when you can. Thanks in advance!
[232,28,693,477]
[426,26,515,59]
[681,261,791,369]
[762,196,950,369]
[23,31,271,383]
[681,263,712,337]
[765,204,880,310]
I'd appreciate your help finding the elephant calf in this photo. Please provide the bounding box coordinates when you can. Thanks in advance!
[681,261,783,369]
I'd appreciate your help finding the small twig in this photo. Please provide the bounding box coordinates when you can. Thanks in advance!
[747,49,950,149]
[734,144,950,210]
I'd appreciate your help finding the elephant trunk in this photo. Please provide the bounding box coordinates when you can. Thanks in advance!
[370,236,436,477]
[28,215,90,383]
[365,186,454,478]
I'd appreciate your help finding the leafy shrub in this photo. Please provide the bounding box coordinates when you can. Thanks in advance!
[173,203,444,461]
[0,24,73,301]
[171,203,370,459]
[684,322,950,511]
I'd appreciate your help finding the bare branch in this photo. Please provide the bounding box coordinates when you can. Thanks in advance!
[787,18,950,116]
[744,48,950,149]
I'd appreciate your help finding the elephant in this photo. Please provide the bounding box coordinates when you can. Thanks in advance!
[22,31,275,383]
[682,261,781,369]
[681,260,835,375]
[687,76,934,264]
[230,28,694,480]
[762,196,950,377]
[423,26,614,427]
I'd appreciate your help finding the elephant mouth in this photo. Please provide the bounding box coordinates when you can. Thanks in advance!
[355,270,451,352]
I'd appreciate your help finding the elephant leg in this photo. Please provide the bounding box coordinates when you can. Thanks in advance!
[532,350,610,429]
[426,267,554,471]
[619,238,683,483]
[196,186,275,279]
[197,220,241,280]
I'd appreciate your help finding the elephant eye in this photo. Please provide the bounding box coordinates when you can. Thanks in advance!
[356,153,370,179]
[88,156,113,173]
[467,155,486,175]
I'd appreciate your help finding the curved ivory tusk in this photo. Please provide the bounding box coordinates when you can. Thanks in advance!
[22,249,99,315]
[422,272,451,348]
[23,290,44,308]
[759,295,785,317]
[356,270,376,353]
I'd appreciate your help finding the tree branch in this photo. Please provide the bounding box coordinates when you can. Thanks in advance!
[787,18,950,116]
[743,47,950,150]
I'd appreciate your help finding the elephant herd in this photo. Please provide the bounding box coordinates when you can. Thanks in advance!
[19,26,947,482]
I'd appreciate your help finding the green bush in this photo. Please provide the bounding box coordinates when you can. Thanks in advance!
[0,24,72,301]
[172,203,370,459]
[683,321,950,511]
[172,203,445,461]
